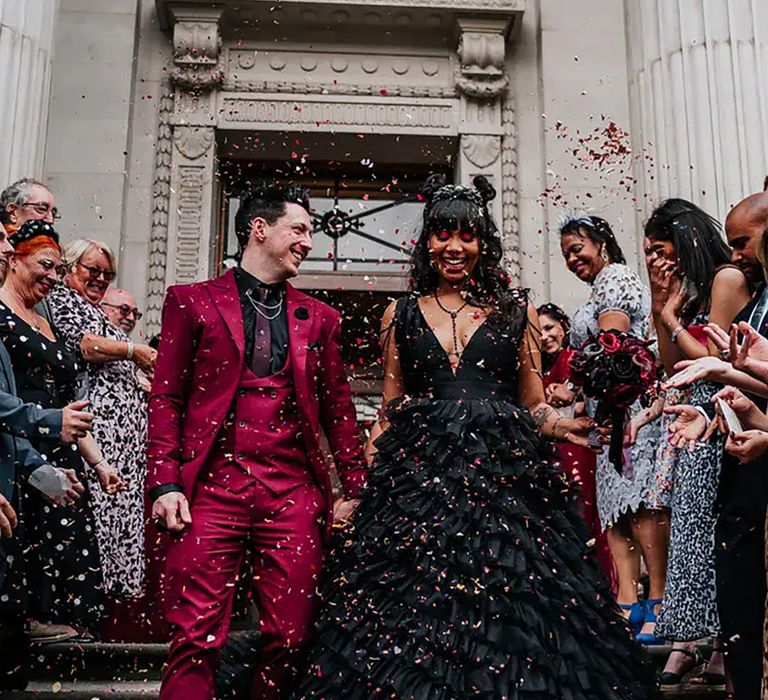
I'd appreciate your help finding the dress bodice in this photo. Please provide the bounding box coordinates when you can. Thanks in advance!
[392,292,529,400]
[570,263,651,348]
[0,301,79,410]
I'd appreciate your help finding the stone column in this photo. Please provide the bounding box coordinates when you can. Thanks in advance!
[455,17,520,281]
[0,0,57,185]
[163,5,223,292]
[626,0,768,220]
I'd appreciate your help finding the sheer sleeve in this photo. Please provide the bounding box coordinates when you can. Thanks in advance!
[593,264,645,323]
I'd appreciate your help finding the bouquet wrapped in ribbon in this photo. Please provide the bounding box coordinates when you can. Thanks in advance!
[568,330,659,473]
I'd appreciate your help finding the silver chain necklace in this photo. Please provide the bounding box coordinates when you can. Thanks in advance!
[245,288,284,320]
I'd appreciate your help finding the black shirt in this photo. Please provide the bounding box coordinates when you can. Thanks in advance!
[234,267,288,374]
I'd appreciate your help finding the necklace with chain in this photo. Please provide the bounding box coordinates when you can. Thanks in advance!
[0,291,42,331]
[245,288,284,320]
[433,292,469,362]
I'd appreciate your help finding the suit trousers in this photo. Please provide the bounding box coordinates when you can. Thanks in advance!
[715,459,768,699]
[159,476,325,700]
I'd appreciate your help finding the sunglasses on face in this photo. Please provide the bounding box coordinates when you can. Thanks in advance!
[101,302,142,320]
[78,262,115,282]
[22,202,61,220]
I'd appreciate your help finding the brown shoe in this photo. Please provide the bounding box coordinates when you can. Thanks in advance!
[28,620,78,644]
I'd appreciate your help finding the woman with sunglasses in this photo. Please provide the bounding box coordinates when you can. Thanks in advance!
[45,239,155,617]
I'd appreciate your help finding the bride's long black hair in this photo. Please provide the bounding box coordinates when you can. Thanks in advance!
[409,174,519,325]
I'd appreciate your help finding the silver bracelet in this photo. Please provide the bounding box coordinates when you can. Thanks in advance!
[670,324,685,344]
[126,340,134,360]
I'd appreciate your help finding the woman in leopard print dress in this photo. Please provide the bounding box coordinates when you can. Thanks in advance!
[46,239,155,598]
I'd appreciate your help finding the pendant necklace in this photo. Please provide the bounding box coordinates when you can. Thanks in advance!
[245,289,284,320]
[434,292,468,365]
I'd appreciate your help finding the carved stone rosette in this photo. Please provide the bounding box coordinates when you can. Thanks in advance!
[169,6,224,92]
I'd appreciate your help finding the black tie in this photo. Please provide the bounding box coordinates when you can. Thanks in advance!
[250,287,271,377]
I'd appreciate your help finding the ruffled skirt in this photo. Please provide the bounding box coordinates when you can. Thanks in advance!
[296,397,655,699]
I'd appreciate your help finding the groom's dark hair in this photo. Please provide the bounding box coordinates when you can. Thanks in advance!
[234,180,311,256]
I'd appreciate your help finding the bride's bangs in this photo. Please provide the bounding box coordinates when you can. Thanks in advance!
[426,198,484,237]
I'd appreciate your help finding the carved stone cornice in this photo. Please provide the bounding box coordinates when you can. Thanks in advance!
[456,17,510,100]
[168,5,224,92]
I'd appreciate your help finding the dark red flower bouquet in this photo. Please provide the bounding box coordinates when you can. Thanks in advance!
[569,330,659,473]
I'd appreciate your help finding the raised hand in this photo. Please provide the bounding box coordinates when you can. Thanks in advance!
[664,404,709,451]
[663,356,730,389]
[725,430,768,463]
[712,386,760,425]
[729,322,768,379]
[545,382,575,408]
[648,258,677,313]
[61,400,94,444]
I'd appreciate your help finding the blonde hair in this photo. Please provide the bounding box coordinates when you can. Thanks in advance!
[62,238,117,273]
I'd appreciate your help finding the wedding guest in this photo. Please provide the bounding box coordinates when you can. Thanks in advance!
[645,199,747,690]
[47,239,153,599]
[0,221,117,642]
[0,178,58,233]
[538,302,615,587]
[100,288,142,336]
[0,219,92,688]
[661,191,768,697]
[560,213,669,643]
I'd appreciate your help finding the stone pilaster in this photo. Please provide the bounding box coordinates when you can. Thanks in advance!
[455,16,518,279]
[626,0,768,220]
[0,0,57,185]
[160,5,223,299]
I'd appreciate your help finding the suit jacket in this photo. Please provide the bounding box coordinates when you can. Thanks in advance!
[146,269,367,538]
[0,338,63,589]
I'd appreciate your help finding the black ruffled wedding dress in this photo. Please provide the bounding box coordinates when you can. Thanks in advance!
[295,294,655,699]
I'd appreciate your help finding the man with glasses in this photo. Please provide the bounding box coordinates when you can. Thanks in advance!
[100,288,142,336]
[0,178,60,233]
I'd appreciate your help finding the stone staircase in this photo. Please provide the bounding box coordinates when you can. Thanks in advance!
[2,641,725,699]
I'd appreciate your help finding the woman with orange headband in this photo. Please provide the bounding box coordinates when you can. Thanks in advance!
[0,219,122,644]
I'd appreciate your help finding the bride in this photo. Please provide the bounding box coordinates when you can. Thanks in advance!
[295,176,654,699]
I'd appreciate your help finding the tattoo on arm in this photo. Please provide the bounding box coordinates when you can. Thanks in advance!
[531,405,551,429]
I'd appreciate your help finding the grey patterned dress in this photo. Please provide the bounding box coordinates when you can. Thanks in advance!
[47,284,148,598]
[570,263,662,530]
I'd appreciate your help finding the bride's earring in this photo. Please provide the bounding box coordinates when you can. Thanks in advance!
[600,245,609,262]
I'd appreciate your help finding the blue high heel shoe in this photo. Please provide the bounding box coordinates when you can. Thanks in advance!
[618,601,646,636]
[636,598,665,645]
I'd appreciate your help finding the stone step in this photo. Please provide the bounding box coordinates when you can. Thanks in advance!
[4,680,160,699]
[27,642,167,682]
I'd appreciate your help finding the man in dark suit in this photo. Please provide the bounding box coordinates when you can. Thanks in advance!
[714,192,768,698]
[148,182,366,700]
[0,220,94,689]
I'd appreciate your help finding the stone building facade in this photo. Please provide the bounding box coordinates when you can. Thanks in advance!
[1,1,767,363]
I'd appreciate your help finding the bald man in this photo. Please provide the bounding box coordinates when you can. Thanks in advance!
[100,288,141,335]
[715,192,768,698]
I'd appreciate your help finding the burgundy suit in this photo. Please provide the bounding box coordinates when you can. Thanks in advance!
[147,269,366,700]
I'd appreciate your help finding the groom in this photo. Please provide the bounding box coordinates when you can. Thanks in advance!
[147,181,367,700]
